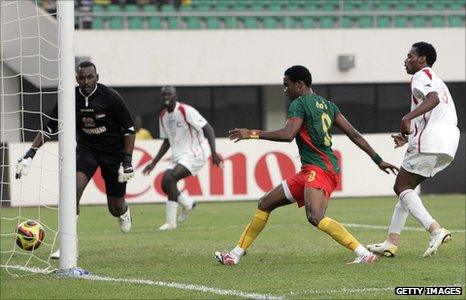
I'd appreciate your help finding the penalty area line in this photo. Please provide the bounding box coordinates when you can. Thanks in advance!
[1,265,284,300]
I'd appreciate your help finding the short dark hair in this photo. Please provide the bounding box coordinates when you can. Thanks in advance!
[284,65,312,86]
[77,61,97,73]
[412,42,437,67]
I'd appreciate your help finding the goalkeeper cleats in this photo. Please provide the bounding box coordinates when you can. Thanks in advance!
[178,202,196,223]
[158,222,177,231]
[348,252,378,264]
[366,240,398,257]
[118,208,132,233]
[423,228,452,257]
[214,251,239,266]
[15,157,33,179]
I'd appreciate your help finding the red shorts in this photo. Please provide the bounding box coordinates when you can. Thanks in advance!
[283,165,340,207]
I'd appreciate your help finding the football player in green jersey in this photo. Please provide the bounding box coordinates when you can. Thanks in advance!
[215,65,398,265]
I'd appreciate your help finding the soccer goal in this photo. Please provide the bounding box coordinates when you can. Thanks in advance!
[1,0,78,275]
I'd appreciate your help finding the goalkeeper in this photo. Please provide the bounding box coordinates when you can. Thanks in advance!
[15,61,135,258]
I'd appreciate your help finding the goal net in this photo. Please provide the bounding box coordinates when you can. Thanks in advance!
[1,0,69,276]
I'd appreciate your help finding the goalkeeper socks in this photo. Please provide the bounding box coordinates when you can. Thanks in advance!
[399,189,435,230]
[388,200,409,235]
[166,200,178,225]
[237,209,269,250]
[317,217,360,251]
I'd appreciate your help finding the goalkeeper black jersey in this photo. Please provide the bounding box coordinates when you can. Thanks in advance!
[45,83,135,154]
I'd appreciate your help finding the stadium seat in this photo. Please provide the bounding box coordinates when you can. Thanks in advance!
[412,2,428,11]
[430,16,444,27]
[242,17,258,29]
[166,17,179,29]
[319,16,335,28]
[222,16,236,29]
[107,4,123,30]
[126,4,144,30]
[286,2,300,11]
[301,17,315,29]
[143,4,162,29]
[412,16,427,27]
[91,4,105,30]
[267,3,282,12]
[283,17,299,29]
[375,2,392,12]
[376,16,391,28]
[448,15,464,27]
[303,2,318,11]
[358,16,373,28]
[449,1,465,10]
[263,17,278,29]
[341,16,353,28]
[186,17,202,29]
[206,17,222,29]
[342,1,357,11]
[395,16,409,27]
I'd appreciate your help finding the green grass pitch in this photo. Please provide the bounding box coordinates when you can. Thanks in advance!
[1,195,465,299]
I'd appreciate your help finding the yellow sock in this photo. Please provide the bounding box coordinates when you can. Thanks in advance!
[237,209,270,250]
[317,217,360,251]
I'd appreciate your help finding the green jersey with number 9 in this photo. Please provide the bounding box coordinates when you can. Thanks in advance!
[287,94,340,174]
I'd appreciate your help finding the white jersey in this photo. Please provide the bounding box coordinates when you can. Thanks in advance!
[408,67,459,158]
[159,102,209,162]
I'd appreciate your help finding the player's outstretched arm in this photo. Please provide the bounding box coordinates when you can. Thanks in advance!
[202,123,223,168]
[228,118,303,143]
[142,139,171,175]
[334,112,399,175]
[16,104,57,179]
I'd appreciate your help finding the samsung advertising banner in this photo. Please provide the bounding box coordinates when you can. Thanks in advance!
[8,135,406,207]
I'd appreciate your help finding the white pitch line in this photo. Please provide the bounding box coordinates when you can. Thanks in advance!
[0,265,284,300]
[343,223,466,233]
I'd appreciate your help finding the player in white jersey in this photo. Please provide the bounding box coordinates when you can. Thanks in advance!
[367,42,460,258]
[142,86,223,230]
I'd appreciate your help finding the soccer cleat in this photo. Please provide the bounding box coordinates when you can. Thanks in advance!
[214,251,239,266]
[423,228,452,257]
[178,202,197,223]
[348,252,378,264]
[366,241,398,257]
[158,222,177,231]
[118,208,132,233]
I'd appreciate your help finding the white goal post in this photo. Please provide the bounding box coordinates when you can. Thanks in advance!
[57,0,77,272]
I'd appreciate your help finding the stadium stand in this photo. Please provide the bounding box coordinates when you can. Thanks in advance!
[69,0,466,30]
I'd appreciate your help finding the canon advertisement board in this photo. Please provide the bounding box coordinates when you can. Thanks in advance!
[8,135,405,206]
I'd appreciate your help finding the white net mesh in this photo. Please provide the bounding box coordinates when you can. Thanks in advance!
[1,0,61,276]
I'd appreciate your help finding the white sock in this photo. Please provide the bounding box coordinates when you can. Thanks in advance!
[399,189,435,231]
[230,246,245,259]
[166,200,178,225]
[354,244,370,257]
[387,200,409,234]
[177,193,193,209]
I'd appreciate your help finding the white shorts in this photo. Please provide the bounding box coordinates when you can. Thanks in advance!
[402,152,453,178]
[170,155,207,175]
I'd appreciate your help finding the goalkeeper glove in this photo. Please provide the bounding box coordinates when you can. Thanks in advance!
[15,148,37,179]
[118,154,134,183]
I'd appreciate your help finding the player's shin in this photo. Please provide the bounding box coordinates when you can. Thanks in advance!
[234,209,270,258]
[317,217,360,251]
[399,189,435,230]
